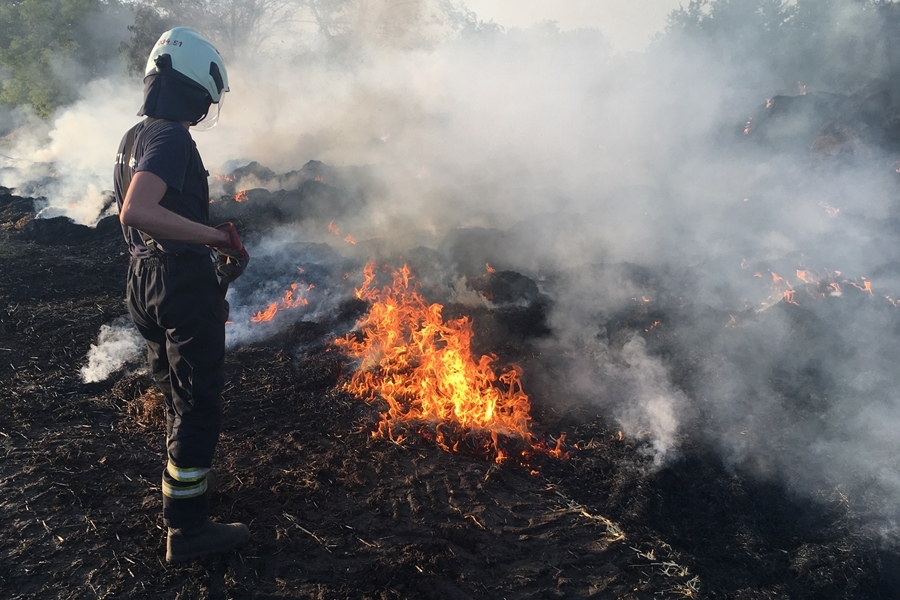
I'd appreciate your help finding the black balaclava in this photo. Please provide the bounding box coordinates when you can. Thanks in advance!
[137,54,213,124]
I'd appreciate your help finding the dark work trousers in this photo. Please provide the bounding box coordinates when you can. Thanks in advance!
[126,251,227,529]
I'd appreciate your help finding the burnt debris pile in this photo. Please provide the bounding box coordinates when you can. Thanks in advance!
[742,80,900,156]
[210,160,376,235]
[3,140,900,597]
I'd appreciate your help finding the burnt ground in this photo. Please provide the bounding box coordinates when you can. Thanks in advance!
[2,184,900,600]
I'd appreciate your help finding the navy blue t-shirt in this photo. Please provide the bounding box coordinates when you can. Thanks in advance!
[114,118,210,258]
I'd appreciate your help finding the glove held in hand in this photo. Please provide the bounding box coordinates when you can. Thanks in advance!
[214,223,249,281]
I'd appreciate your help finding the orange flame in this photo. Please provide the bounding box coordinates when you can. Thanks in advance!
[486,263,496,274]
[251,282,314,323]
[235,190,249,203]
[336,264,537,462]
[283,283,314,308]
[758,271,795,309]
[329,221,357,244]
[754,267,886,309]
[251,303,279,323]
[848,278,873,295]
[783,289,798,305]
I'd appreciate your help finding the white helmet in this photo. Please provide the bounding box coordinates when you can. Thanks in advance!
[145,27,229,103]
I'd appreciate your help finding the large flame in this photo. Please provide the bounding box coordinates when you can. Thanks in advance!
[335,263,538,462]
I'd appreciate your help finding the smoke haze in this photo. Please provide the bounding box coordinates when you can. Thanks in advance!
[5,0,900,533]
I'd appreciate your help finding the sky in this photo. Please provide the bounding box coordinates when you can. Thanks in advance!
[462,0,685,52]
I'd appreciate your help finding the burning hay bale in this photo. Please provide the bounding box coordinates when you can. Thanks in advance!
[742,81,900,156]
[2,150,900,597]
[210,160,374,236]
[335,263,560,463]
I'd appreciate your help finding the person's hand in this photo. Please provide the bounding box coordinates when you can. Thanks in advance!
[213,222,250,281]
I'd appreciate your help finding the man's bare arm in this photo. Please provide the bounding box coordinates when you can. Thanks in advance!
[119,170,229,247]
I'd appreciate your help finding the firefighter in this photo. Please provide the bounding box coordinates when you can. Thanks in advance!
[113,27,251,563]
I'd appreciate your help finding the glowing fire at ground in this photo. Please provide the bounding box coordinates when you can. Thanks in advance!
[251,282,314,323]
[234,190,249,202]
[756,268,877,310]
[328,221,357,244]
[335,263,554,463]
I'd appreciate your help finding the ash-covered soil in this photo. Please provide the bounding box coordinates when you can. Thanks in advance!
[2,182,899,600]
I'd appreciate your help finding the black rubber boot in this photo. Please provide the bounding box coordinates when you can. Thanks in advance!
[166,520,250,563]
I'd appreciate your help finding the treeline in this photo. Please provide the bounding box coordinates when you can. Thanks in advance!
[0,0,128,117]
[0,0,418,117]
[665,0,900,94]
[2,0,900,118]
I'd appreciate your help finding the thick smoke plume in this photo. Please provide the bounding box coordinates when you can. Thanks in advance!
[5,0,900,533]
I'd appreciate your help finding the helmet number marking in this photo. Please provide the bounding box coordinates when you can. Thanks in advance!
[156,39,183,47]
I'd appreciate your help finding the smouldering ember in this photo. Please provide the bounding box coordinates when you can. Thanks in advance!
[644,320,661,333]
[335,263,555,463]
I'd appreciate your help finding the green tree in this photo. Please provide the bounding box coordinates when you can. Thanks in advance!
[665,0,886,93]
[121,3,176,76]
[0,0,123,116]
[123,0,304,65]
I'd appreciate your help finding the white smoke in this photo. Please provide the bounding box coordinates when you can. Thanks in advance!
[0,78,140,224]
[4,0,900,524]
[80,315,144,383]
[612,336,684,466]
